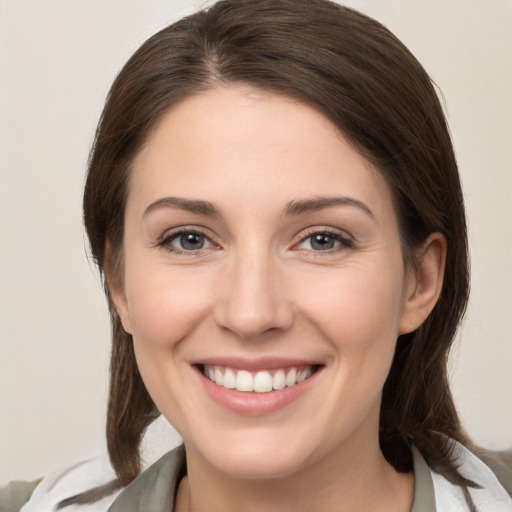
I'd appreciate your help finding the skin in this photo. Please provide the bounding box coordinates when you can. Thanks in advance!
[108,86,446,512]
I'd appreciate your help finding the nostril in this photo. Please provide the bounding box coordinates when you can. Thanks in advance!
[214,294,295,340]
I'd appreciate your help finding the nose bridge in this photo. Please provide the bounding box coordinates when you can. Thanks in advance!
[215,242,293,339]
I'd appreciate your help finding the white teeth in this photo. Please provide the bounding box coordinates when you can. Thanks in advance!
[272,370,286,390]
[236,370,254,392]
[204,365,315,393]
[214,367,224,386]
[285,368,297,387]
[253,371,273,393]
[297,369,312,382]
[296,370,307,382]
[223,368,236,389]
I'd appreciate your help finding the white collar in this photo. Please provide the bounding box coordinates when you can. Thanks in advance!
[428,441,512,511]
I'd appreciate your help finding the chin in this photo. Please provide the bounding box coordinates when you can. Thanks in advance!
[186,426,321,480]
[211,447,308,480]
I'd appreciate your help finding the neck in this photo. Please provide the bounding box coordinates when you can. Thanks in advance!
[175,431,414,512]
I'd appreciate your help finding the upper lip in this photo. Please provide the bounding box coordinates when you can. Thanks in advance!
[192,357,323,371]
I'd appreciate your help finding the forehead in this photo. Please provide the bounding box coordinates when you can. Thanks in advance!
[128,86,396,222]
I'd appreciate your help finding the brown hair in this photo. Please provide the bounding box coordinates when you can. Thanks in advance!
[80,0,474,504]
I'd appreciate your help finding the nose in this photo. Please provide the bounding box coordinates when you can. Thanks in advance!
[214,250,294,340]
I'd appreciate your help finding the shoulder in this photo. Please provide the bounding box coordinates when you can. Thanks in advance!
[6,445,185,512]
[4,418,183,512]
[428,441,512,511]
[10,456,120,512]
[0,479,41,512]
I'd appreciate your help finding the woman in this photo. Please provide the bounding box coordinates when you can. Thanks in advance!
[5,0,511,511]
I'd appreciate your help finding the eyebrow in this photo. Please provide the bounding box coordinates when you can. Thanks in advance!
[143,195,374,220]
[143,197,222,218]
[284,196,375,219]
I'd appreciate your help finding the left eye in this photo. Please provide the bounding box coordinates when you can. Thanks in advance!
[164,231,213,251]
[297,232,350,251]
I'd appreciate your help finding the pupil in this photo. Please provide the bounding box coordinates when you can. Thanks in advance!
[312,234,334,250]
[181,233,204,250]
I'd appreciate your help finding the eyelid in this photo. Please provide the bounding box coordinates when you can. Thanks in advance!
[155,226,219,253]
[156,226,202,244]
[292,227,355,251]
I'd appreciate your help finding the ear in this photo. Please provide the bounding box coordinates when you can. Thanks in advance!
[104,242,133,334]
[398,233,447,335]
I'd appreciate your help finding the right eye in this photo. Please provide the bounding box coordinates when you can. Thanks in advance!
[160,230,213,253]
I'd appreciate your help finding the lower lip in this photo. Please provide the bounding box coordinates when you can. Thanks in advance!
[196,367,322,416]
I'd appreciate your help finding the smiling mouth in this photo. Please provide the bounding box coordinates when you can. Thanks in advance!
[198,364,321,393]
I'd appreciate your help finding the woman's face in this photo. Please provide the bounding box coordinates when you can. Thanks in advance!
[112,86,422,479]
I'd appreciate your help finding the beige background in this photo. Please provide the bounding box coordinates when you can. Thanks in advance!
[1,0,511,483]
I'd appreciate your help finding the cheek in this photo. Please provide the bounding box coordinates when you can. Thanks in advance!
[295,261,405,366]
[123,261,213,352]
[303,267,403,336]
[122,262,214,425]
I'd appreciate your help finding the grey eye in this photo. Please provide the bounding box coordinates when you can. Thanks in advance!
[296,231,353,252]
[309,233,336,250]
[167,231,212,251]
[180,233,205,250]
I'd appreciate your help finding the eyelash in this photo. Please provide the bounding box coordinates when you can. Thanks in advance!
[157,228,214,255]
[294,229,354,253]
[156,228,354,255]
